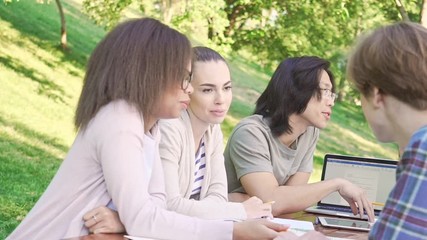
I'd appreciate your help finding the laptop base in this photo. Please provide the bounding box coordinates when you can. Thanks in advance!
[305,206,378,221]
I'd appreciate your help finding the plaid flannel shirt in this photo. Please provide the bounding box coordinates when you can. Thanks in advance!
[369,126,427,239]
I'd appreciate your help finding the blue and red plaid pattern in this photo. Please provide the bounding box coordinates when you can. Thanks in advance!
[369,126,427,239]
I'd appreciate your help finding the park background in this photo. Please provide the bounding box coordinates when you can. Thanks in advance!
[1,0,425,238]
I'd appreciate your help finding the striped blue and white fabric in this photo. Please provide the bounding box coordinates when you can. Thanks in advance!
[190,140,206,200]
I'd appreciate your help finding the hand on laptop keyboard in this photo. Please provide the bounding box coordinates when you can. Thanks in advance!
[336,178,376,222]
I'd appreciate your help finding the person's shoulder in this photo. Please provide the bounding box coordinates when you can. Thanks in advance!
[92,100,143,129]
[414,125,427,140]
[235,115,268,130]
[299,126,319,142]
[229,115,269,141]
[159,111,187,128]
[82,100,145,140]
[158,111,189,137]
[407,125,427,150]
[159,117,183,128]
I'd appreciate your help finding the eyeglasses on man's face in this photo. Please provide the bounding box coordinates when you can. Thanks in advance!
[319,88,337,102]
[181,71,193,90]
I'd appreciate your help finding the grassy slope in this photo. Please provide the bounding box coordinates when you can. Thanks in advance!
[0,0,397,238]
[0,0,104,237]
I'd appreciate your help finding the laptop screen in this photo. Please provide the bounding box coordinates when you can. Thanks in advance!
[320,154,397,211]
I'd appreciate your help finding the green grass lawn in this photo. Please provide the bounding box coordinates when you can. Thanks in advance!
[0,0,398,238]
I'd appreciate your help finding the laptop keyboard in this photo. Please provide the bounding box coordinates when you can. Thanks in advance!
[318,206,353,213]
[317,205,379,216]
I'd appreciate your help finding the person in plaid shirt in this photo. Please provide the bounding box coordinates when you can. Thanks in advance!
[347,21,427,240]
[275,21,427,240]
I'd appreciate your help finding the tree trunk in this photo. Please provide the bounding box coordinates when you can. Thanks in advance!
[394,0,410,21]
[56,0,67,50]
[207,17,214,40]
[420,0,427,27]
[224,4,245,37]
[162,0,173,24]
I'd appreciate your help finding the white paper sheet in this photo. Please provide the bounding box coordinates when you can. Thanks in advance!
[124,235,156,240]
[270,217,315,236]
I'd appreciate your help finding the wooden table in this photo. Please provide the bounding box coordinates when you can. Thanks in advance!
[65,211,368,240]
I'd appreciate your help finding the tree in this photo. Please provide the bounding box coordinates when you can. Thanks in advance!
[392,0,427,27]
[82,0,133,30]
[81,0,228,44]
[395,0,410,21]
[78,0,426,101]
[220,0,424,101]
[171,0,228,42]
[3,0,68,50]
[55,0,67,50]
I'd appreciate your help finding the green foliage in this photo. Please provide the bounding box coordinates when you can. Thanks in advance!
[222,0,423,102]
[171,0,229,42]
[82,0,133,29]
[77,0,425,102]
[228,1,390,98]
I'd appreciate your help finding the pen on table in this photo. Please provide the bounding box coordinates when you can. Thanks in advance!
[261,201,276,219]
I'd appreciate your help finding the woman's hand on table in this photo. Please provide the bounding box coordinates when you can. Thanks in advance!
[242,196,274,219]
[83,206,125,234]
[233,219,289,240]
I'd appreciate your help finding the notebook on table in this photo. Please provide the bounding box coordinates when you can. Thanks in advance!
[305,154,397,220]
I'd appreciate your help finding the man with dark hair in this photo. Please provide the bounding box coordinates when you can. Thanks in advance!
[224,56,374,221]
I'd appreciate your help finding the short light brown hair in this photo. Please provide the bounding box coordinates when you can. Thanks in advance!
[347,21,427,110]
[75,18,192,130]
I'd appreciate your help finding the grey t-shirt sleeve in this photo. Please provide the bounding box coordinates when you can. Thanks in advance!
[296,127,319,173]
[227,123,274,179]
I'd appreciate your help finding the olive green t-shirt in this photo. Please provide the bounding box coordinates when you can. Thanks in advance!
[224,114,319,193]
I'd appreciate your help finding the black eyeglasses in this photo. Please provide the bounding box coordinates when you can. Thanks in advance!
[319,88,337,102]
[181,71,193,90]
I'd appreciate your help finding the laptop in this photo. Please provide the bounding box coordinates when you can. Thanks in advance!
[305,154,397,220]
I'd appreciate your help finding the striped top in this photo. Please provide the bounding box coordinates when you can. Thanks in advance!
[190,140,206,200]
[369,125,427,239]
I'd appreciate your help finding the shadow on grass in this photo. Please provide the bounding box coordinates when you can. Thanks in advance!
[0,115,69,153]
[0,55,70,104]
[0,116,66,238]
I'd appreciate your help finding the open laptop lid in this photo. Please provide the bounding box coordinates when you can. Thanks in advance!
[318,154,397,212]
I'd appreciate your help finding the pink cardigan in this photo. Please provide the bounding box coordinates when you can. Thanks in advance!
[7,100,232,240]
